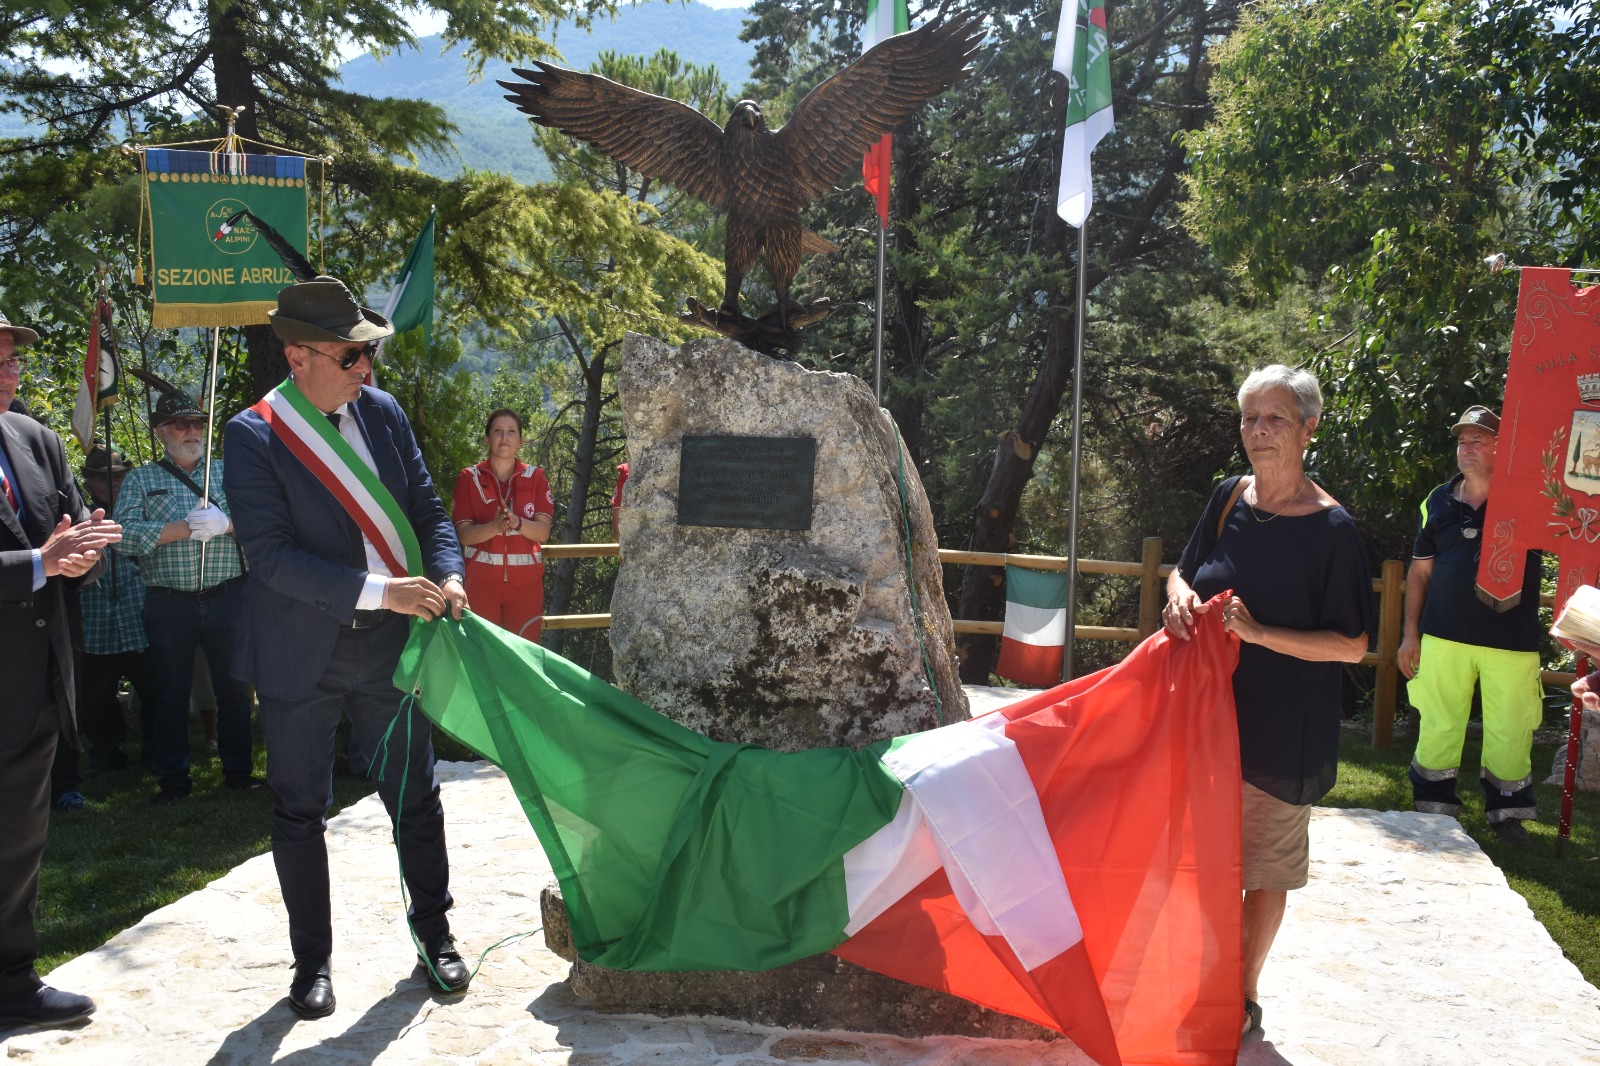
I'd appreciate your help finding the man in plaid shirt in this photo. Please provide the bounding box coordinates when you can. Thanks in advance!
[113,390,259,804]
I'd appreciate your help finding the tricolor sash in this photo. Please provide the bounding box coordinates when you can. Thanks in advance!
[251,380,422,578]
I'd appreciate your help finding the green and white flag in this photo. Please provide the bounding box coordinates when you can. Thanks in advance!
[383,207,435,350]
[1053,0,1113,226]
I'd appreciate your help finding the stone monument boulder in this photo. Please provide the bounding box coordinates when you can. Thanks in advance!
[608,331,969,748]
[538,334,1054,1041]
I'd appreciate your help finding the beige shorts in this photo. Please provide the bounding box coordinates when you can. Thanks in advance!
[1241,781,1311,891]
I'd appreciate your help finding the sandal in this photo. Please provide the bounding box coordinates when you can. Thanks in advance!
[1242,998,1263,1038]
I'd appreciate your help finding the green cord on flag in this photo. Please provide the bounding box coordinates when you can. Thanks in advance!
[376,679,543,990]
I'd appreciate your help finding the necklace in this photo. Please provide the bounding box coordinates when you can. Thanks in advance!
[1246,475,1309,523]
[1455,484,1482,540]
[489,461,517,520]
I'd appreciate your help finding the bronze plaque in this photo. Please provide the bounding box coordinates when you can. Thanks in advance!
[677,435,815,530]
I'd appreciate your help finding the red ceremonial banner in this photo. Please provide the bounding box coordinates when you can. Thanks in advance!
[1477,268,1600,614]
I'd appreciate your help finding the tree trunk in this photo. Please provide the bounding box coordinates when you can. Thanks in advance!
[956,265,1075,682]
[244,324,287,406]
[208,0,259,138]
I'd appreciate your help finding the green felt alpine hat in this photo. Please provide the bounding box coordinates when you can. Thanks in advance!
[269,275,393,345]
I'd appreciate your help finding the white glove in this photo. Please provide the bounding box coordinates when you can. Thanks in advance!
[186,503,230,542]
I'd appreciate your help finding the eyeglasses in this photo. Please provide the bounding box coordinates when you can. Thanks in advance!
[166,418,206,431]
[0,357,26,376]
[303,342,380,371]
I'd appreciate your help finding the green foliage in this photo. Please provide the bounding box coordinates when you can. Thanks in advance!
[376,328,482,495]
[738,0,1249,674]
[1183,0,1600,546]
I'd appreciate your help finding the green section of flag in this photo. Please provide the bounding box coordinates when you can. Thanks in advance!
[1061,0,1112,125]
[1005,564,1069,611]
[388,209,435,349]
[146,167,308,327]
[395,613,906,971]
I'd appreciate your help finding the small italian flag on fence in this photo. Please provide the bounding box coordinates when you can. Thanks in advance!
[396,601,1244,1066]
[995,564,1069,687]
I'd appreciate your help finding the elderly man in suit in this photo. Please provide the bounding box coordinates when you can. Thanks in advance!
[224,277,470,1020]
[0,311,122,1027]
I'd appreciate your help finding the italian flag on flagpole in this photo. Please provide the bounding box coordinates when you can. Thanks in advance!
[860,0,908,228]
[995,564,1069,687]
[1054,0,1114,226]
[396,598,1244,1065]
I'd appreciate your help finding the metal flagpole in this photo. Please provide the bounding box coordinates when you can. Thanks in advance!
[197,325,223,589]
[1062,219,1089,682]
[102,403,117,601]
[873,223,886,405]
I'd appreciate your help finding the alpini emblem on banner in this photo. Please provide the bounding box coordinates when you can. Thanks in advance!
[207,199,260,254]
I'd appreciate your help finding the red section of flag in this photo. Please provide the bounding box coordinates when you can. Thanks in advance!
[995,637,1062,688]
[83,302,102,399]
[863,134,892,228]
[835,599,1244,1066]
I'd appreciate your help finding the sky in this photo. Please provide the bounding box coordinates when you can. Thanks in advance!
[408,0,748,36]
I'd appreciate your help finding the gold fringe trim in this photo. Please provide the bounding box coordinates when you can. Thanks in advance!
[1474,586,1522,614]
[150,301,275,329]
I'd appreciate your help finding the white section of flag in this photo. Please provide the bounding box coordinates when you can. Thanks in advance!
[1003,601,1068,647]
[863,0,897,48]
[843,716,1084,970]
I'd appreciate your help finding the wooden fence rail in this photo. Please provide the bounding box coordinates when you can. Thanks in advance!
[539,540,1572,749]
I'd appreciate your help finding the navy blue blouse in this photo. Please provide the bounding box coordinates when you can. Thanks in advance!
[1177,476,1376,805]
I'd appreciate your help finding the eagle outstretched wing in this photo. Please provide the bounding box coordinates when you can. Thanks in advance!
[774,14,985,205]
[499,64,733,209]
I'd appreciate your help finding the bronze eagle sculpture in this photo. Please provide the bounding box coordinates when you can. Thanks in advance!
[499,15,984,351]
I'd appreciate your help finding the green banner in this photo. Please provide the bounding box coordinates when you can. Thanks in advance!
[144,149,310,328]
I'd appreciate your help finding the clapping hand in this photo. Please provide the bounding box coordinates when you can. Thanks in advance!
[40,509,122,578]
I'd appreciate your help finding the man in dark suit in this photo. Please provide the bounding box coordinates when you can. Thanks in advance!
[224,277,470,1020]
[0,311,122,1027]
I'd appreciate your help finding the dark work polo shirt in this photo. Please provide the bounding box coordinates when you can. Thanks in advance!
[1412,474,1542,652]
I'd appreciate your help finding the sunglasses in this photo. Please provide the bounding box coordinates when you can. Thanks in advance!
[304,341,380,371]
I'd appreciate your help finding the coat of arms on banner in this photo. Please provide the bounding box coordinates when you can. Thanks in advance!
[1479,268,1600,614]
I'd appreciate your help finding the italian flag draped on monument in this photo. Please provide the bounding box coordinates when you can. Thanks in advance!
[395,600,1244,1065]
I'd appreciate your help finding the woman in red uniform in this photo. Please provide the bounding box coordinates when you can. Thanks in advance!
[453,409,554,641]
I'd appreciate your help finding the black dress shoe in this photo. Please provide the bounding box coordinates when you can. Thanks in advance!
[287,959,335,1019]
[417,935,470,994]
[224,774,266,791]
[0,984,96,1028]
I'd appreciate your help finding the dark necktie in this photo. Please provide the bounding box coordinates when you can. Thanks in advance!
[1,469,17,516]
[326,411,342,431]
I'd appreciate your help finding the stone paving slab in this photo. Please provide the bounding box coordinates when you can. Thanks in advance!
[4,698,1599,1064]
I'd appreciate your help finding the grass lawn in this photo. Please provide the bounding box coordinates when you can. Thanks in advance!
[35,718,378,976]
[34,713,1600,995]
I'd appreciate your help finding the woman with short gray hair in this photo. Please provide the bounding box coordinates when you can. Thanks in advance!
[1162,364,1374,1043]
